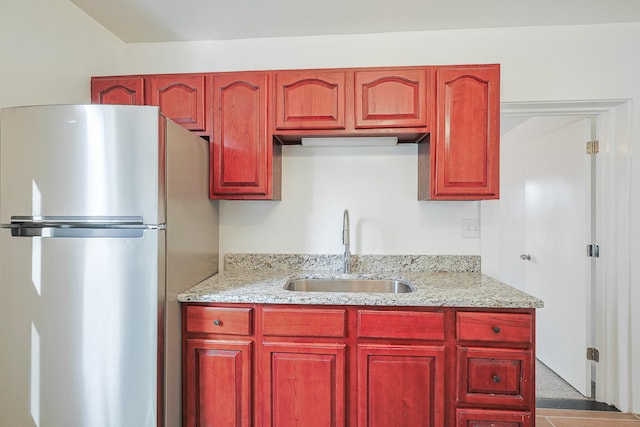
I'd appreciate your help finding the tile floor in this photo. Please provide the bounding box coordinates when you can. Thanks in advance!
[537,408,640,426]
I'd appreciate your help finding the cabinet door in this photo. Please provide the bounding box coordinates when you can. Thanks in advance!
[430,64,500,200]
[184,338,252,427]
[211,72,278,199]
[91,77,144,105]
[275,70,346,130]
[457,347,533,409]
[354,68,430,129]
[456,409,532,427]
[357,344,445,427]
[148,74,207,131]
[262,342,347,427]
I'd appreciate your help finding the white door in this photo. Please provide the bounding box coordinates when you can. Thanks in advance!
[523,116,592,396]
[489,115,593,396]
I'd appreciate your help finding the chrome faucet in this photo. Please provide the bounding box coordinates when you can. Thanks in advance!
[342,209,351,274]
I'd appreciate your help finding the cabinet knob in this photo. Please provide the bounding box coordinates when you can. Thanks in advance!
[213,319,221,326]
[492,326,501,334]
[493,375,501,383]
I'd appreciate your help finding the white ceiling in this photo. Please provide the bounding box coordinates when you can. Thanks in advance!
[70,0,640,43]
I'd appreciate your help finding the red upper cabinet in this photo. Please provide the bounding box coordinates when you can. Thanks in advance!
[421,64,500,200]
[91,77,144,105]
[147,74,208,132]
[354,68,430,129]
[211,72,281,200]
[275,70,346,130]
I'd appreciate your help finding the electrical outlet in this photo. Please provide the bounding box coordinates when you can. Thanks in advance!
[461,219,480,238]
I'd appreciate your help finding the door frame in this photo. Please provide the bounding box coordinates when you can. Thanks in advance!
[499,100,632,410]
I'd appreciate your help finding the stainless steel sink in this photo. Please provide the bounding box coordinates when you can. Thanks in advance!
[284,278,414,293]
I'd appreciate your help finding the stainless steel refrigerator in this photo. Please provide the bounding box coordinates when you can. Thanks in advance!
[0,104,219,427]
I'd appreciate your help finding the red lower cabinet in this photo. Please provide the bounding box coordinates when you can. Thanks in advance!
[182,304,535,427]
[183,339,253,427]
[357,344,445,427]
[262,343,347,427]
[456,409,532,427]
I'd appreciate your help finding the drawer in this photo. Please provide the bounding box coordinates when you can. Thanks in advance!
[358,310,445,340]
[457,346,533,408]
[262,307,347,338]
[456,409,532,427]
[185,306,253,335]
[457,311,532,344]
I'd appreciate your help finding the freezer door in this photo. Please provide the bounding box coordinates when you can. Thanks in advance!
[0,105,162,225]
[0,229,161,427]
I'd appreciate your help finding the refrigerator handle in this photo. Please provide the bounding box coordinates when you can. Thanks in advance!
[2,216,149,238]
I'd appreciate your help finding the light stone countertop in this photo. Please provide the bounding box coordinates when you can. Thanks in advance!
[178,254,544,308]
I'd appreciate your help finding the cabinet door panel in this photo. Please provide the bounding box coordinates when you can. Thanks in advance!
[431,65,500,199]
[262,343,346,427]
[148,75,207,131]
[456,408,531,427]
[275,70,346,130]
[211,72,272,198]
[457,347,533,408]
[355,69,429,129]
[184,339,252,427]
[91,77,144,105]
[357,344,445,427]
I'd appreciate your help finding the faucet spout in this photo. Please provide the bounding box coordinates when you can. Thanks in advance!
[342,209,351,274]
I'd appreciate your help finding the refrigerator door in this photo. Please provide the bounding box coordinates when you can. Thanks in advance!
[0,228,161,427]
[0,105,163,225]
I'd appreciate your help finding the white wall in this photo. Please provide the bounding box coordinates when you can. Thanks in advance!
[0,0,126,109]
[221,144,480,257]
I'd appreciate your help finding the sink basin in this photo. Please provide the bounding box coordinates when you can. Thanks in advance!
[284,278,414,293]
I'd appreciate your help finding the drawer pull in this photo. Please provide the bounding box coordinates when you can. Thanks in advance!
[493,375,501,383]
[492,326,501,334]
[213,319,222,326]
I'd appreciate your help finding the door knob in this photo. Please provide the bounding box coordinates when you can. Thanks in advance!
[520,254,531,261]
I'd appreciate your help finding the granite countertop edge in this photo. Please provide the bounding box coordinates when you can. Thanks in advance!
[178,269,544,309]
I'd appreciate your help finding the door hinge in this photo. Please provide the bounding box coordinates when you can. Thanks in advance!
[587,244,600,258]
[586,140,600,154]
[587,347,600,362]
